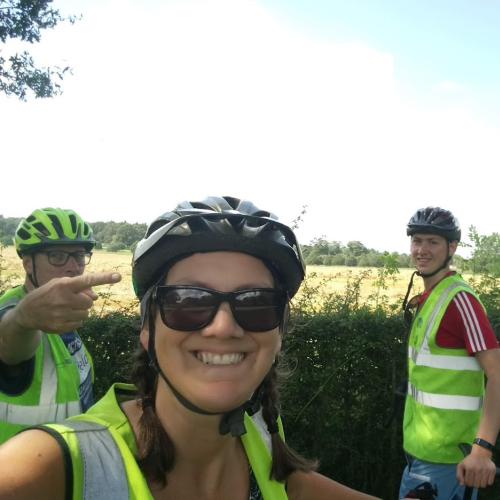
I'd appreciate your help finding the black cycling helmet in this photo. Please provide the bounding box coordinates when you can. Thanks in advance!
[132,195,305,300]
[133,196,305,437]
[406,207,461,242]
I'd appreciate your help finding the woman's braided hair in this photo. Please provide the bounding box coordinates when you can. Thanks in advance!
[130,196,315,487]
[131,304,317,488]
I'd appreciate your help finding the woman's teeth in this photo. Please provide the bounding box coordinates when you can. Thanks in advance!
[196,352,244,365]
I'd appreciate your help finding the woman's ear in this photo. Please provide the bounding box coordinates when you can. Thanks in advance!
[140,328,149,352]
[280,302,290,334]
[449,240,458,256]
[275,336,282,358]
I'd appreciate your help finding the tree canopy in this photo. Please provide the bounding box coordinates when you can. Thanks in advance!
[0,0,74,99]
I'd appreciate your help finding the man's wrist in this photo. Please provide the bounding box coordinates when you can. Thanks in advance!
[10,300,36,332]
[473,437,495,453]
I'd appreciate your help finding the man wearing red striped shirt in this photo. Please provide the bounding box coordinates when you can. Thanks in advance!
[399,207,500,500]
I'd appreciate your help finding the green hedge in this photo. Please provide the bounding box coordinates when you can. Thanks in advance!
[80,311,140,398]
[281,308,406,498]
[80,275,499,499]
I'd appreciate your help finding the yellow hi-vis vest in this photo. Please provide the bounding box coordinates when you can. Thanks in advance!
[0,286,84,444]
[44,383,288,500]
[403,274,485,463]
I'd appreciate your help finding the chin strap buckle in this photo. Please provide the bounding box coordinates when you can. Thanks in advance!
[219,406,248,437]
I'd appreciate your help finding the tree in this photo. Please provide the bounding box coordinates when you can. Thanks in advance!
[0,214,20,245]
[112,223,147,250]
[0,0,75,99]
[466,226,500,277]
[346,240,368,257]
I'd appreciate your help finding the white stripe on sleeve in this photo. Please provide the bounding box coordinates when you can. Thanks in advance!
[454,292,486,352]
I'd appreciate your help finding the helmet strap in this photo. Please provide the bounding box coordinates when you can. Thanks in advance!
[145,299,264,437]
[401,271,418,313]
[28,255,40,289]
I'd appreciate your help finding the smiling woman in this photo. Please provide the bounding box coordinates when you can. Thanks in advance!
[0,196,380,500]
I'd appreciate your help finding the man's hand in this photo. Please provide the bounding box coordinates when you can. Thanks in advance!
[457,447,497,488]
[14,272,122,334]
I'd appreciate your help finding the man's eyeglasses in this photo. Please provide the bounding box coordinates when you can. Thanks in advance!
[42,250,92,267]
[153,285,288,332]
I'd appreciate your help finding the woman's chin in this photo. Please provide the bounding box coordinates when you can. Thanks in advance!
[189,386,252,414]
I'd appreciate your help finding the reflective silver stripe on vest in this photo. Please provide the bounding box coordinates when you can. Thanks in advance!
[408,382,483,411]
[40,334,57,405]
[420,281,472,353]
[251,410,272,453]
[64,421,130,500]
[0,336,81,425]
[409,346,481,371]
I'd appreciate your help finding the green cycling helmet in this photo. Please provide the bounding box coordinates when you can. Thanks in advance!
[15,208,95,256]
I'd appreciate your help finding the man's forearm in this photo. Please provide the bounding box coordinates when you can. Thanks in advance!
[0,307,41,365]
[475,377,500,449]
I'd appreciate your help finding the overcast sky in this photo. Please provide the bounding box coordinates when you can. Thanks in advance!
[1,0,499,254]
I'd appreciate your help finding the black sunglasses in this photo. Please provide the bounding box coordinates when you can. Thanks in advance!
[153,285,288,332]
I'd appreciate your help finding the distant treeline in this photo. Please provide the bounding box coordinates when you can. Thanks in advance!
[302,237,411,268]
[0,215,409,265]
[1,216,498,274]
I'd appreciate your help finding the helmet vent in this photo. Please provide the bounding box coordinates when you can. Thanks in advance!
[48,215,65,238]
[190,202,213,211]
[69,214,78,234]
[17,228,31,241]
[33,222,50,236]
[146,219,169,237]
[224,196,239,210]
[253,211,271,218]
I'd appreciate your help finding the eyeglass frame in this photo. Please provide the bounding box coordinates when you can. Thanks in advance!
[40,250,93,267]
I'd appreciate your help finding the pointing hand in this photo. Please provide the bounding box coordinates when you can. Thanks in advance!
[15,272,122,334]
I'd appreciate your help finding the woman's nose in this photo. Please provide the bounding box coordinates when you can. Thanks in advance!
[201,302,244,338]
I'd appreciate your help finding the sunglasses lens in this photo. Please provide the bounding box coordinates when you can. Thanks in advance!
[233,290,284,331]
[158,288,217,331]
[156,287,286,332]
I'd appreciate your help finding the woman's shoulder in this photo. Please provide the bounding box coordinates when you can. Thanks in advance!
[287,470,381,500]
[0,429,66,500]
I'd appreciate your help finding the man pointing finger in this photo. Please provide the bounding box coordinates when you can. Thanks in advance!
[0,208,122,444]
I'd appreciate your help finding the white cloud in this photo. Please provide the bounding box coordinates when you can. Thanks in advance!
[433,80,464,93]
[1,0,498,254]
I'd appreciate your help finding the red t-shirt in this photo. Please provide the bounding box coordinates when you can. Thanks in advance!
[417,274,498,355]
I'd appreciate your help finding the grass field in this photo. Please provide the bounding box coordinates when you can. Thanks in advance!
[1,246,423,313]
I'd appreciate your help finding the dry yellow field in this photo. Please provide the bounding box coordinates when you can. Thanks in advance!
[304,265,422,304]
[1,246,139,314]
[1,246,424,313]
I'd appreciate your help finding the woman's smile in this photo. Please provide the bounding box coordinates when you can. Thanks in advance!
[195,351,245,366]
